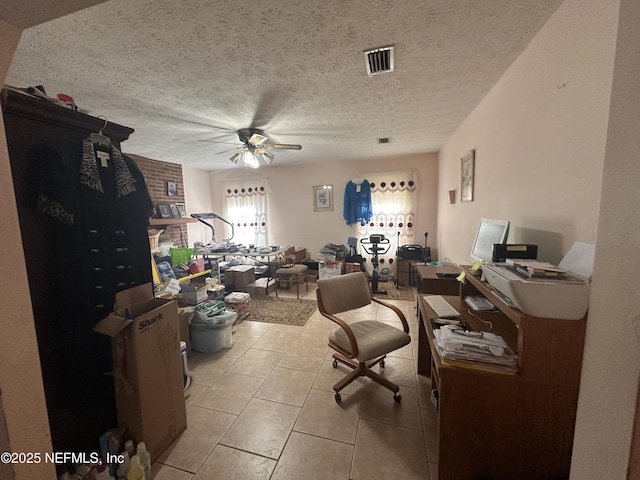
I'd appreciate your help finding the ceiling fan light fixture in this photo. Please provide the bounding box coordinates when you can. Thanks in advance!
[229,152,241,164]
[243,151,260,169]
[261,151,275,165]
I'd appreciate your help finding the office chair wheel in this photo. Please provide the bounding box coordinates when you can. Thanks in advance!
[333,359,338,368]
[335,393,342,404]
[393,393,402,403]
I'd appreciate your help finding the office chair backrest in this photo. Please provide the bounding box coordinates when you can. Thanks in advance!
[316,272,371,315]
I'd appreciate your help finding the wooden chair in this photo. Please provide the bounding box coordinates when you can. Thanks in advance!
[316,272,411,403]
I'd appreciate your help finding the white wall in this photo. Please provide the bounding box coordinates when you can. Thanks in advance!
[438,0,640,477]
[571,0,640,477]
[184,153,439,259]
[182,165,215,244]
[0,18,55,480]
[438,0,618,265]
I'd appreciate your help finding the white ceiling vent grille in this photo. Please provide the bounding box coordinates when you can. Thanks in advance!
[364,46,394,76]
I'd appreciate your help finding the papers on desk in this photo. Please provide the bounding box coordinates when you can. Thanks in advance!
[434,325,518,375]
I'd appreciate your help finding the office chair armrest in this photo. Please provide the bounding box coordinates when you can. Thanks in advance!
[372,297,410,334]
[321,311,359,359]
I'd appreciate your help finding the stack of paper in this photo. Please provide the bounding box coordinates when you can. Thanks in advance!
[434,325,518,374]
[505,259,567,278]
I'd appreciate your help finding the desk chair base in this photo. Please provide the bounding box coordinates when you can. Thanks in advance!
[331,352,402,404]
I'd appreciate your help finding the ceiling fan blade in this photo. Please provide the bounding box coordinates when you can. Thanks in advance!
[214,147,243,155]
[265,143,302,150]
[198,139,241,145]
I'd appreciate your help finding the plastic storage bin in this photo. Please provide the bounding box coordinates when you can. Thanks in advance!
[189,311,237,353]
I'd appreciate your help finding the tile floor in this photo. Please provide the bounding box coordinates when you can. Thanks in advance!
[150,282,438,480]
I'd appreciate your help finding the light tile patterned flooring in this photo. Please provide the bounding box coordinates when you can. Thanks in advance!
[150,283,438,480]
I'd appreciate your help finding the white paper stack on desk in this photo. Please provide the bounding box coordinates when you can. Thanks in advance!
[434,325,518,375]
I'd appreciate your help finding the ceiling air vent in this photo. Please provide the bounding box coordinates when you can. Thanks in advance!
[364,46,394,76]
[378,137,390,144]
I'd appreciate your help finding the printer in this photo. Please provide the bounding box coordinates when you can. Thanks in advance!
[481,242,594,320]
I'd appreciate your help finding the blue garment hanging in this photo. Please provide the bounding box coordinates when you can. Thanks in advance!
[343,179,373,225]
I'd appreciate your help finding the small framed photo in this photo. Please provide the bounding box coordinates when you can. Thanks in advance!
[313,185,333,211]
[461,150,475,202]
[169,204,180,218]
[158,204,173,219]
[175,203,186,218]
[167,181,178,197]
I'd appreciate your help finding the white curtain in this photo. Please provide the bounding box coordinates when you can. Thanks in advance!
[223,177,270,247]
[356,169,417,277]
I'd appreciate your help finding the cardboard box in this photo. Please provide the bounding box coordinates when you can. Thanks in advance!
[224,265,255,291]
[245,277,276,295]
[285,247,307,264]
[319,260,343,279]
[94,284,187,462]
[180,278,207,306]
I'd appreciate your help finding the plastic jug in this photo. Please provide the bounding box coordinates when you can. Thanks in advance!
[136,442,151,478]
[126,454,145,480]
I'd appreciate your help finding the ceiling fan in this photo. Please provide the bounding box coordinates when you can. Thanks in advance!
[216,128,302,168]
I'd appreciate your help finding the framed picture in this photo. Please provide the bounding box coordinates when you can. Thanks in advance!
[175,203,186,218]
[169,204,180,218]
[167,181,177,196]
[461,150,475,202]
[158,204,173,219]
[313,185,333,211]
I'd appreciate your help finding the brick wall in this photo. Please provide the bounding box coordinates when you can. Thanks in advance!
[128,153,189,247]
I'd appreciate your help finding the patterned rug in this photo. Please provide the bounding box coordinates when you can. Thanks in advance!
[248,296,317,326]
[372,282,415,302]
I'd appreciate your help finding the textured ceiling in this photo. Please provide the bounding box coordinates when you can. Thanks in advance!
[5,0,563,170]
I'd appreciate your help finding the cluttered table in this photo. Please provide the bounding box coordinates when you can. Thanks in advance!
[194,247,289,269]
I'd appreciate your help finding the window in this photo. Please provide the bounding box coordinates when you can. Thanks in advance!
[223,177,270,247]
[356,169,417,276]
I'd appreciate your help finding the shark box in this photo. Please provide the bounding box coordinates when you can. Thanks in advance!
[94,283,186,462]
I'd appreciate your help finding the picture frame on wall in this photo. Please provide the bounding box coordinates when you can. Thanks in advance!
[167,181,178,196]
[158,204,173,219]
[169,204,180,218]
[313,185,333,211]
[175,203,186,218]
[461,150,475,202]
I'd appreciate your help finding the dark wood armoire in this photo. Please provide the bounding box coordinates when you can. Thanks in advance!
[1,87,144,453]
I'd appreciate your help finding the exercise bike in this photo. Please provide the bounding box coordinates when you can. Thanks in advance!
[360,234,391,295]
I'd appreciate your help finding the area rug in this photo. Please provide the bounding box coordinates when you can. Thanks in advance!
[372,282,415,302]
[248,296,317,326]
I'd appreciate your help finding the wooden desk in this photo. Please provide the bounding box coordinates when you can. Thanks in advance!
[415,265,460,295]
[417,266,586,480]
[396,259,422,286]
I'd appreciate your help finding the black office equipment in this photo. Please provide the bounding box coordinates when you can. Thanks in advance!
[398,244,424,260]
[491,244,538,263]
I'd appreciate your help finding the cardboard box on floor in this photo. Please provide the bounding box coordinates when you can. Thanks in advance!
[245,277,276,295]
[94,283,187,462]
[224,264,255,291]
[285,247,307,264]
